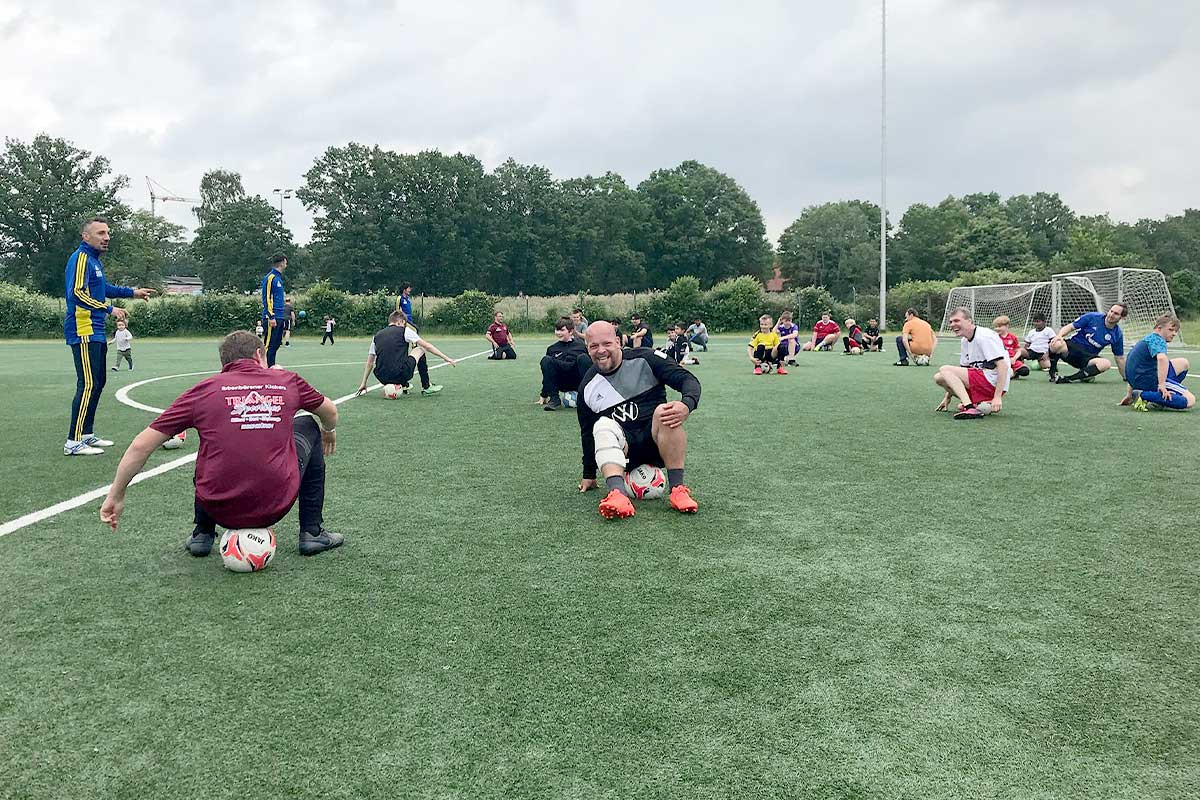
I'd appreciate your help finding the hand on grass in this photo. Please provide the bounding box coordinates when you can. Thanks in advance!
[355,382,367,397]
[579,478,597,493]
[99,495,123,531]
[934,398,950,412]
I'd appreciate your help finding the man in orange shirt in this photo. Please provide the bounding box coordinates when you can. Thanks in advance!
[894,308,937,366]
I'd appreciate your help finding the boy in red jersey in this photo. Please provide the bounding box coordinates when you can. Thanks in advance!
[993,315,1029,378]
[802,312,841,351]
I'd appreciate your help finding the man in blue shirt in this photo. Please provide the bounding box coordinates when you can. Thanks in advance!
[396,283,413,322]
[1120,314,1193,411]
[1048,303,1128,385]
[64,216,155,455]
[259,254,288,366]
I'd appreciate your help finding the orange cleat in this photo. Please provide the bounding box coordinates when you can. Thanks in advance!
[669,485,698,513]
[598,488,635,519]
[753,366,763,375]
[776,366,788,375]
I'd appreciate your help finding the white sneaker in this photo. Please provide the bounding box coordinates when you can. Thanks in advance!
[162,436,184,450]
[65,440,104,456]
[82,435,114,447]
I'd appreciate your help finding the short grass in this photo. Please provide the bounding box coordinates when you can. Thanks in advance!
[1,334,1198,800]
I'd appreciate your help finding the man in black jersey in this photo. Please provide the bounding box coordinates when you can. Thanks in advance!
[576,321,700,519]
[539,317,591,410]
[355,311,456,397]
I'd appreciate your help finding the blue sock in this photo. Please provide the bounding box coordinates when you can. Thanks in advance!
[1142,389,1189,410]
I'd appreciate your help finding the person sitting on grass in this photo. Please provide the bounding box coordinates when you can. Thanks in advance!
[486,311,517,360]
[842,318,866,354]
[577,321,700,519]
[623,313,653,349]
[539,317,590,411]
[1048,303,1127,384]
[686,319,709,351]
[933,307,1010,420]
[1121,314,1194,411]
[993,315,1029,379]
[894,307,936,366]
[1019,313,1054,371]
[749,314,787,375]
[862,318,883,351]
[775,312,801,364]
[357,311,456,397]
[671,323,700,365]
[801,312,840,351]
[99,330,344,558]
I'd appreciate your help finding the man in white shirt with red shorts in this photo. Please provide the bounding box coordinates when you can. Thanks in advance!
[933,307,1011,420]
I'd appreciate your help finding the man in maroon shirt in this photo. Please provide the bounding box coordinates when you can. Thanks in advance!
[486,311,517,360]
[100,331,344,557]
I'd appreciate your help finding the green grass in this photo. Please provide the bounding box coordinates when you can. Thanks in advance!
[1,335,1198,799]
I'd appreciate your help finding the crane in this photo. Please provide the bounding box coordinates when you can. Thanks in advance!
[146,177,200,218]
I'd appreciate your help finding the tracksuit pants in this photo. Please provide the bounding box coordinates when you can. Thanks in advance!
[68,341,107,441]
[263,320,285,366]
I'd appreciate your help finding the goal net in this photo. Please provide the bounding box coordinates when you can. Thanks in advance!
[939,269,1183,345]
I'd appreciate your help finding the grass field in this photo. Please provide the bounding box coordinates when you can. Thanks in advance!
[2,334,1198,799]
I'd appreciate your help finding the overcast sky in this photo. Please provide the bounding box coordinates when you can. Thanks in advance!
[3,0,1197,246]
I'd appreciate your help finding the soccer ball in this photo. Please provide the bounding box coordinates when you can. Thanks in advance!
[298,310,307,319]
[383,383,402,399]
[220,528,276,573]
[915,354,931,366]
[562,391,578,408]
[850,346,862,355]
[625,464,667,500]
[977,401,994,415]
[760,362,774,374]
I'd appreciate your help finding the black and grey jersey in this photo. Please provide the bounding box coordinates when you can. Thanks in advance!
[576,348,701,479]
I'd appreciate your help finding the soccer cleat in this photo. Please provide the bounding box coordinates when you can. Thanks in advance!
[421,384,443,396]
[776,366,788,375]
[185,528,215,557]
[669,485,699,513]
[893,360,909,366]
[953,406,985,420]
[543,395,562,411]
[111,366,118,371]
[598,488,635,520]
[82,435,114,447]
[1131,397,1150,412]
[64,440,104,456]
[299,527,345,555]
[753,366,763,375]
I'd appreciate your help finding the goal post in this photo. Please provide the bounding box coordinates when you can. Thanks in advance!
[939,268,1183,345]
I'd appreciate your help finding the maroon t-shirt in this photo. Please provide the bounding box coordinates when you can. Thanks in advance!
[149,359,326,528]
[487,322,510,346]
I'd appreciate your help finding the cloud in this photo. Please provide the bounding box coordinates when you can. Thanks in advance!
[2,0,1196,247]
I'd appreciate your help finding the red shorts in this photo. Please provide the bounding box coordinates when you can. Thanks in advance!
[967,368,1002,405]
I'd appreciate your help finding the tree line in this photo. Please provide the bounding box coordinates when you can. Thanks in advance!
[0,133,1197,313]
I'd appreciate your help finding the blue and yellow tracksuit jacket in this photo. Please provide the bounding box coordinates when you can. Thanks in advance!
[64,242,133,345]
[260,268,286,323]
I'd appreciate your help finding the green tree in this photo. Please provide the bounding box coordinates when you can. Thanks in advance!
[559,172,652,293]
[777,200,882,299]
[942,209,1038,276]
[488,159,567,295]
[105,210,187,290]
[0,134,129,294]
[195,169,246,224]
[1004,192,1076,262]
[1139,209,1200,276]
[191,197,293,292]
[1049,215,1146,274]
[637,160,771,288]
[890,197,971,282]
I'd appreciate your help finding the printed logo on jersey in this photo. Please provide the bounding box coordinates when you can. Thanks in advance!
[610,401,639,423]
[225,388,284,430]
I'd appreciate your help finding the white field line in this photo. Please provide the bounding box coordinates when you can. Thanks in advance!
[0,351,491,538]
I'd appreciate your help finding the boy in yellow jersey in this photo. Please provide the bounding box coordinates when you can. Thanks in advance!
[748,314,787,375]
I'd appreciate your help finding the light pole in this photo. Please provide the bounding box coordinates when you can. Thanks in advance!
[273,188,293,224]
[879,0,888,330]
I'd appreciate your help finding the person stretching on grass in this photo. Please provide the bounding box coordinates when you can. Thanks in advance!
[933,307,1010,420]
[486,311,517,360]
[802,312,840,351]
[576,321,700,519]
[99,330,344,558]
[992,315,1029,379]
[775,312,801,364]
[1019,313,1054,371]
[749,314,787,375]
[894,308,936,366]
[357,311,456,397]
[539,317,590,410]
[1120,314,1194,411]
[1048,303,1127,384]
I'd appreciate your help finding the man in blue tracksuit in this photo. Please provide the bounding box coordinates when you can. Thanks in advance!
[64,216,155,455]
[260,253,288,366]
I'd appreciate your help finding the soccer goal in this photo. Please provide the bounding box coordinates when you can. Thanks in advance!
[940,268,1183,345]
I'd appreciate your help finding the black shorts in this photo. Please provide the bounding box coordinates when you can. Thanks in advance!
[625,424,664,471]
[1062,341,1097,370]
[374,356,416,387]
[1025,349,1048,360]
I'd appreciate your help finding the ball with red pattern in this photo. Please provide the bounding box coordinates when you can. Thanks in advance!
[219,528,277,572]
[625,464,667,500]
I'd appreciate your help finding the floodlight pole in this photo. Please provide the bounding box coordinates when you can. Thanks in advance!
[879,0,888,330]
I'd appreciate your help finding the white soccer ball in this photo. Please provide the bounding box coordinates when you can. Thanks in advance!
[850,346,862,355]
[976,401,993,415]
[219,528,276,573]
[562,391,578,408]
[915,354,931,366]
[161,435,184,450]
[383,383,402,399]
[625,464,667,500]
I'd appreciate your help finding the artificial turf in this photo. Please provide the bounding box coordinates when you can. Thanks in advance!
[1,334,1197,799]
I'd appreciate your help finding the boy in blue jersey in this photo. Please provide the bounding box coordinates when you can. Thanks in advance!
[260,254,288,366]
[1048,303,1127,384]
[63,216,156,455]
[396,283,414,321]
[1120,314,1193,411]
